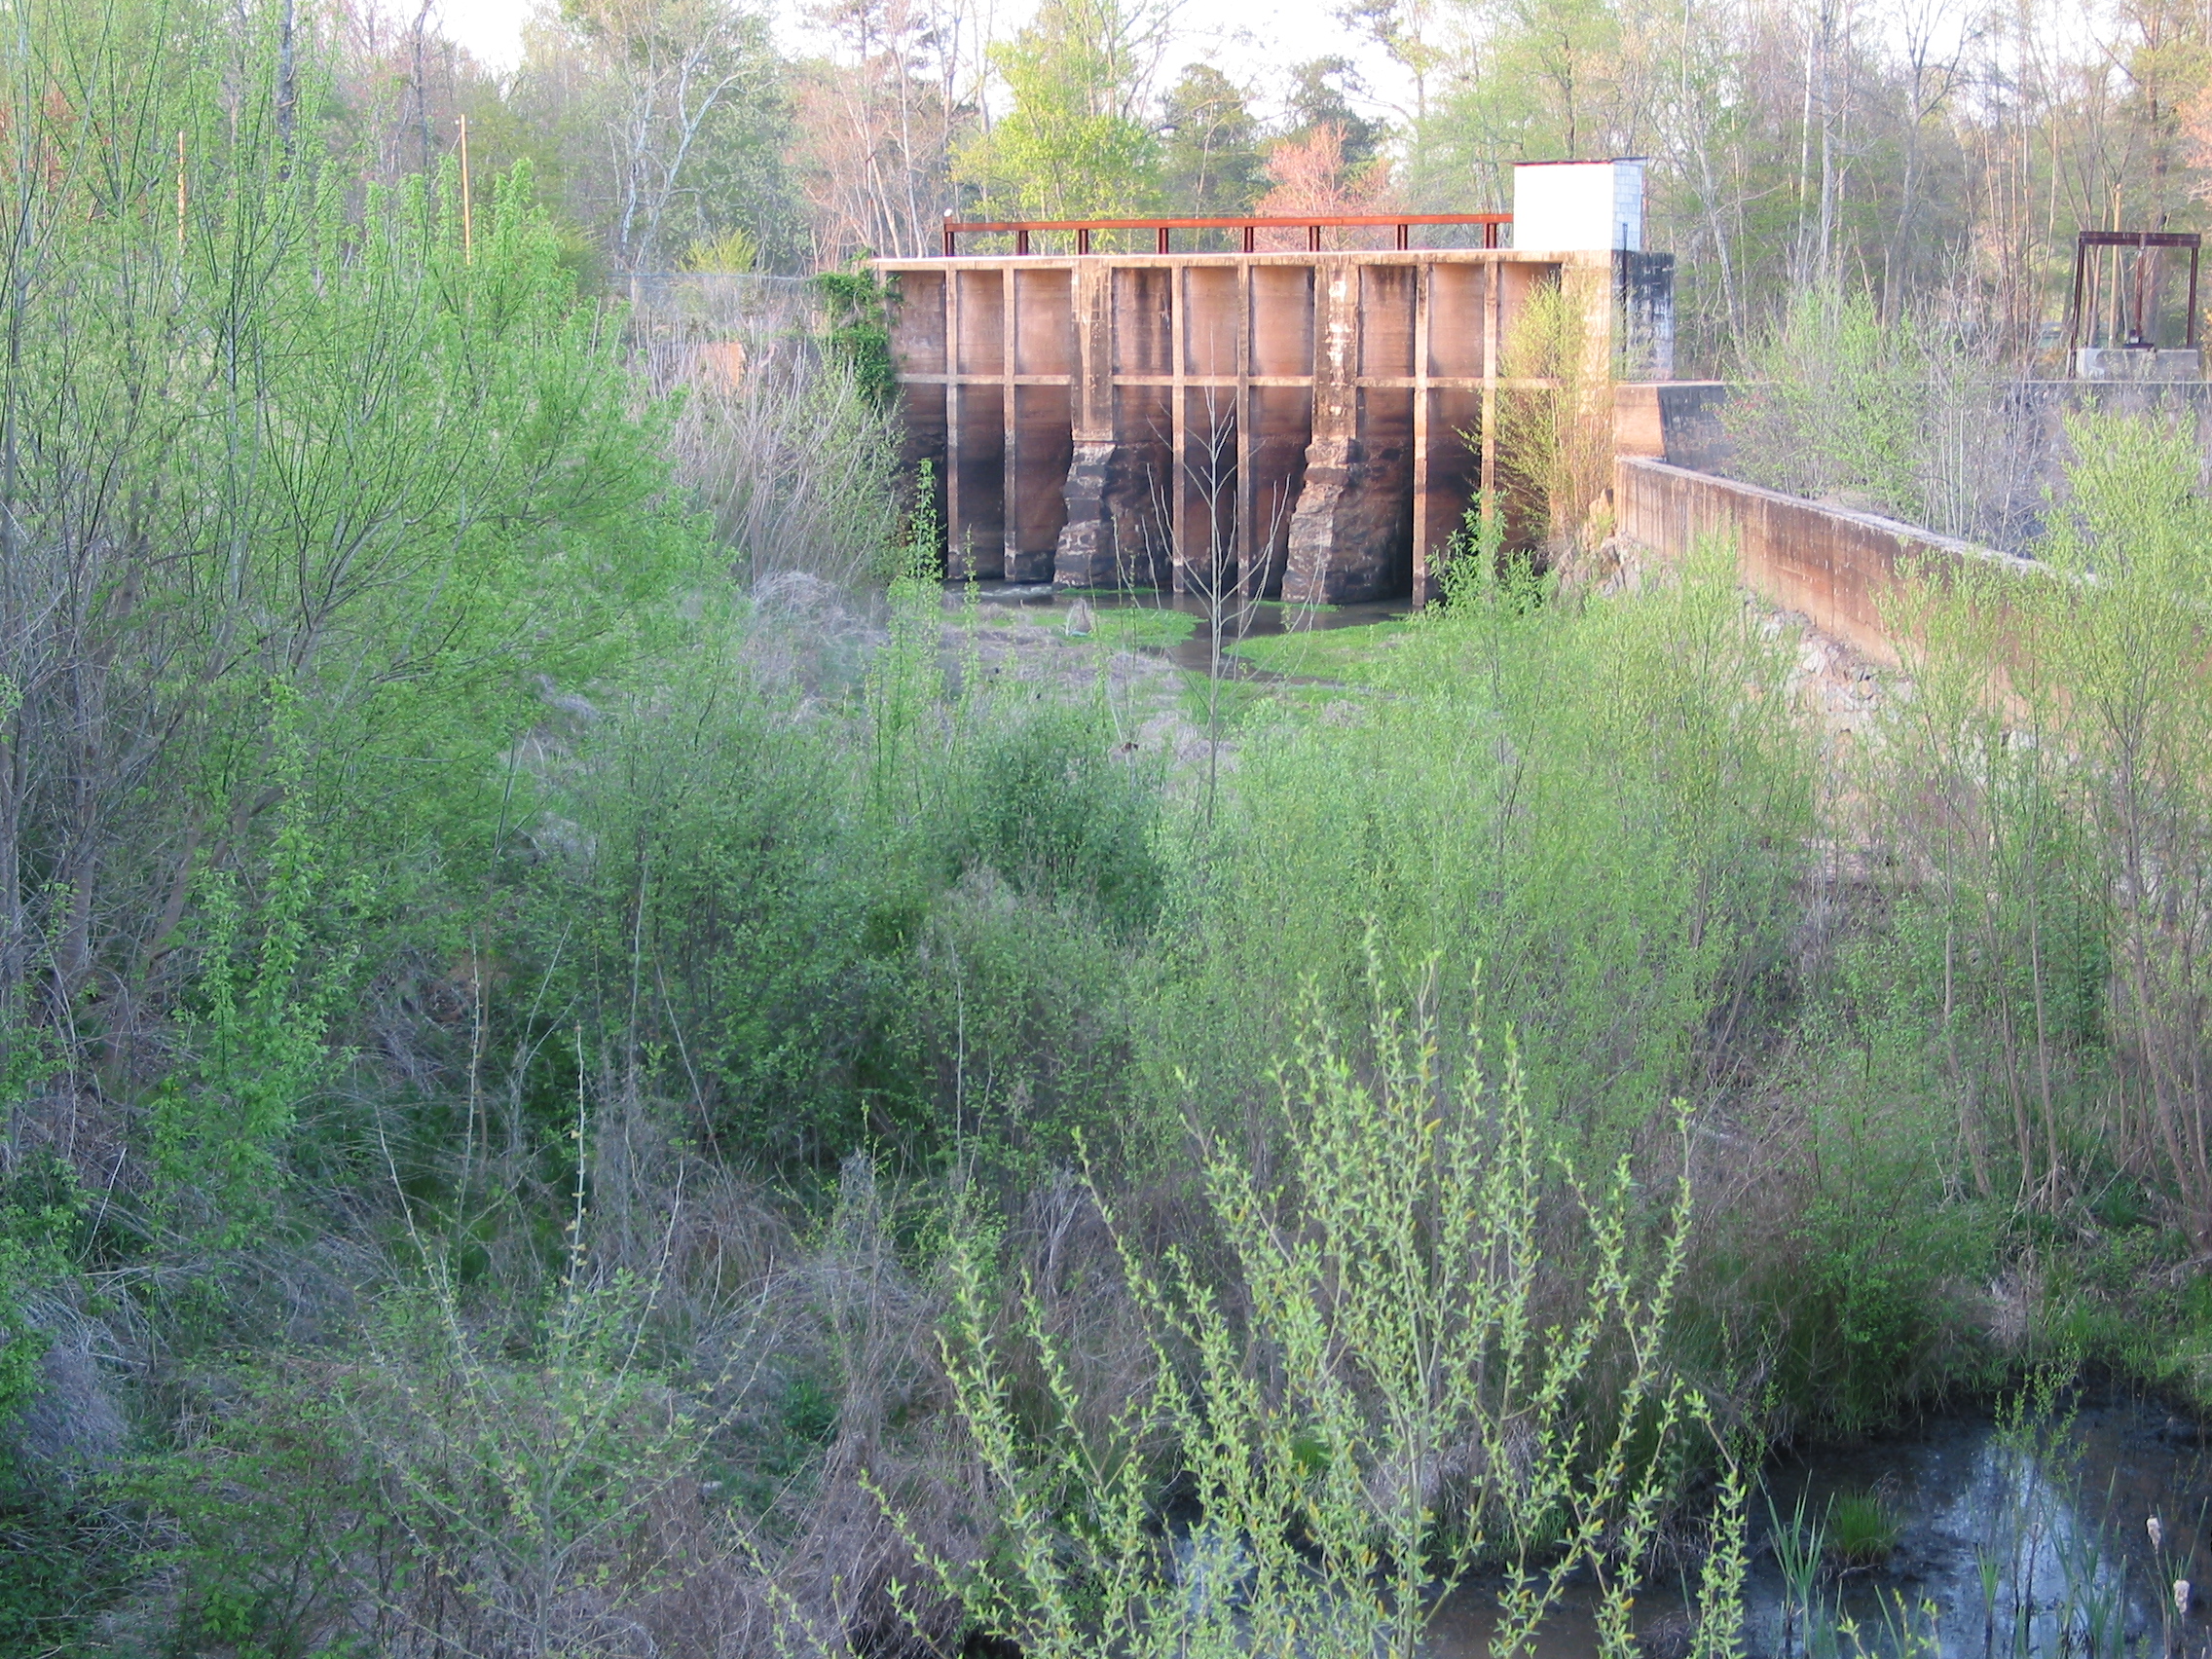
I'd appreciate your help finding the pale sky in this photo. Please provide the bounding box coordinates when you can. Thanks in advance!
[429,0,1415,127]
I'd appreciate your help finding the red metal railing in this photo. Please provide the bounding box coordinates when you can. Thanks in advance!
[940,212,1512,256]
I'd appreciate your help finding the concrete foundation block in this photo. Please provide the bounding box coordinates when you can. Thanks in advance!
[1055,439,1168,588]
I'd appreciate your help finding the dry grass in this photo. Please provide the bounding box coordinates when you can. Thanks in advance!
[663,352,903,592]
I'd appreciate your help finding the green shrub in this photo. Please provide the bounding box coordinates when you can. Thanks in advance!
[1152,544,1813,1160]
[949,702,1164,938]
[0,1155,88,1435]
[1877,412,2212,1246]
[498,611,1169,1175]
[0,1472,134,1656]
[118,1367,379,1659]
[905,870,1141,1169]
[919,992,1748,1659]
[816,268,897,411]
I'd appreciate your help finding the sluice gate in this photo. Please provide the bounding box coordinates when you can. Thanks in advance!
[876,166,1675,606]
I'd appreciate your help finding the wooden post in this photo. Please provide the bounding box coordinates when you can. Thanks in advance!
[459,114,473,264]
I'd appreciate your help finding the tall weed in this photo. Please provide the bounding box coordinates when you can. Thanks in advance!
[1875,415,2212,1243]
[665,353,903,590]
[1725,286,2037,545]
[917,990,1745,1659]
[1496,271,1617,551]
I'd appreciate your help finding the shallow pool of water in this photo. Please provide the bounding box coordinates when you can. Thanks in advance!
[1424,1394,2212,1657]
[943,580,1410,675]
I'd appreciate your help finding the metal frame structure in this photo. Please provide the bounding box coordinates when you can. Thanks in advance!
[940,212,1513,257]
[2066,230,2201,365]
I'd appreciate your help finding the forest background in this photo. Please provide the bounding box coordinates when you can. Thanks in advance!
[392,0,2212,368]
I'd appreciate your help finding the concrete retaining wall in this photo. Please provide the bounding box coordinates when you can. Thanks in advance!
[1612,381,1731,470]
[1612,455,2035,664]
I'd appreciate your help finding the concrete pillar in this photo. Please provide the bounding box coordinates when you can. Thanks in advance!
[1053,260,1121,586]
[1283,262,1415,604]
[1614,250,1676,381]
[1052,264,1177,590]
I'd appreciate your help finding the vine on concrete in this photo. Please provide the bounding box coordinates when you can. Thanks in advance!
[815,266,897,411]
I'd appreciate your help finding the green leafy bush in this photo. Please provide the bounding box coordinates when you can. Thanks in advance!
[919,991,1748,1659]
[1155,544,1813,1159]
[816,268,898,411]
[949,702,1164,938]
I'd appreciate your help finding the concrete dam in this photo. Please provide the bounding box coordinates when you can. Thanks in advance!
[877,161,1675,607]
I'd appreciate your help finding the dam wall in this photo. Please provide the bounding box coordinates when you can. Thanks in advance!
[1613,455,2038,665]
[878,245,1676,605]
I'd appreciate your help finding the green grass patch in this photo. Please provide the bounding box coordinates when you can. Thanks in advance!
[1177,673,1368,728]
[1228,617,1420,684]
[1825,1489,1901,1567]
[1081,607,1201,650]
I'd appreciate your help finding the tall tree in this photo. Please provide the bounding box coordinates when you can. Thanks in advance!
[0,0,693,1097]
[516,0,797,271]
[1335,0,1442,121]
[1255,123,1402,245]
[794,0,977,260]
[1282,55,1389,172]
[957,0,1177,218]
[1159,63,1265,214]
[2119,0,2212,226]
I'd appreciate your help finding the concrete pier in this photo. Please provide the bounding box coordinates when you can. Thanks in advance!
[879,244,1674,605]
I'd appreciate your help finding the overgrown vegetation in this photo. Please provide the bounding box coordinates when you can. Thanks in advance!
[15,4,2212,1657]
[1722,286,2046,548]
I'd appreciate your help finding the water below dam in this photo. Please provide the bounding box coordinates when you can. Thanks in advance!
[1424,1394,2212,1658]
[946,578,1409,676]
